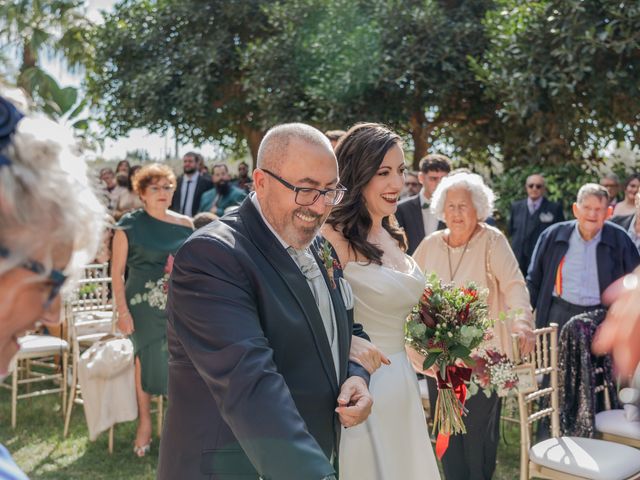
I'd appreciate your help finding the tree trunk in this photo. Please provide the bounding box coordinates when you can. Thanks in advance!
[241,125,265,170]
[18,42,38,93]
[409,111,429,170]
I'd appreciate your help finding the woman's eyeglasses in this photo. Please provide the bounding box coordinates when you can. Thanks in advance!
[0,246,67,308]
[147,185,174,194]
[262,169,347,206]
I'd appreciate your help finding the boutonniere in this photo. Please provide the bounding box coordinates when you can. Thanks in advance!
[319,239,342,289]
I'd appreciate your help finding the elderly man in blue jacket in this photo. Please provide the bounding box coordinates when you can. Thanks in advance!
[527,183,640,329]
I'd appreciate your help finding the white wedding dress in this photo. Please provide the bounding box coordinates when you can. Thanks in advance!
[339,256,441,479]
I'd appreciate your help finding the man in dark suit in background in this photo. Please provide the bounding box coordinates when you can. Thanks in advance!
[509,173,565,276]
[395,154,451,255]
[170,151,214,217]
[158,124,373,480]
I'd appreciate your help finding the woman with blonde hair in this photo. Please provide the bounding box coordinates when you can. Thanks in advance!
[111,163,193,456]
[0,92,104,478]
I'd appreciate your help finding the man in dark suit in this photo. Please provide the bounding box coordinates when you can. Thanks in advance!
[527,184,640,330]
[170,151,214,217]
[395,154,451,254]
[158,124,373,480]
[509,173,565,276]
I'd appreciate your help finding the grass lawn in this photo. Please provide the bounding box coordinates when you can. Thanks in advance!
[1,389,524,479]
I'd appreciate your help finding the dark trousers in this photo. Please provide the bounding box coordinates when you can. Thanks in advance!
[427,376,502,480]
[547,296,601,331]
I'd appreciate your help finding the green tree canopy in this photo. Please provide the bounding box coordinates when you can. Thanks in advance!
[472,0,640,166]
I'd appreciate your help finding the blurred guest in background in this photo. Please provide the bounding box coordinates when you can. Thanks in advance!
[0,93,103,479]
[116,159,131,176]
[396,153,451,254]
[527,183,639,330]
[199,163,247,216]
[114,165,144,220]
[112,164,193,456]
[613,174,640,217]
[610,190,640,253]
[325,129,346,150]
[401,171,421,199]
[232,161,253,193]
[100,167,125,212]
[600,173,621,208]
[193,211,218,229]
[508,173,564,276]
[413,171,534,480]
[170,152,213,217]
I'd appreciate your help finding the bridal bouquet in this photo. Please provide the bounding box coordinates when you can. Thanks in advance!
[130,254,174,311]
[405,273,491,458]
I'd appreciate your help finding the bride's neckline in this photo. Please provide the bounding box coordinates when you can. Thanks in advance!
[344,256,417,276]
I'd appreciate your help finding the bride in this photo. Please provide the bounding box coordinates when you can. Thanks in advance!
[322,123,440,479]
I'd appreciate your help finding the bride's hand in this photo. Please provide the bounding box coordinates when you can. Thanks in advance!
[349,336,390,374]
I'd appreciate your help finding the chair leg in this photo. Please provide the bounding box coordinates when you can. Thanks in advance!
[108,426,114,454]
[156,395,164,438]
[61,351,68,416]
[64,353,79,437]
[11,361,18,429]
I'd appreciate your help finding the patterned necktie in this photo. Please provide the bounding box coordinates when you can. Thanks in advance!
[288,247,338,376]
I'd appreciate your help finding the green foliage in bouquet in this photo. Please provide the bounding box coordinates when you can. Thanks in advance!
[405,272,492,380]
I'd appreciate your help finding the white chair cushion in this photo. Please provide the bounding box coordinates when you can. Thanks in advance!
[530,436,640,480]
[18,334,68,356]
[595,409,640,440]
[418,378,429,400]
[73,311,113,337]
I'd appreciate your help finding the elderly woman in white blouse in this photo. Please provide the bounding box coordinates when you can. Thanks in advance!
[412,171,534,480]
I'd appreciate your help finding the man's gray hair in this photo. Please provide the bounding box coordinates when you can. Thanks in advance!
[257,123,332,170]
[0,89,104,281]
[600,172,620,183]
[577,183,609,204]
[431,171,495,222]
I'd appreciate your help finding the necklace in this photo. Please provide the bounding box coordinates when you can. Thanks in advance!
[446,227,477,281]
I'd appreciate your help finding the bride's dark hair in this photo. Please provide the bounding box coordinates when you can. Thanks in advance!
[327,122,407,264]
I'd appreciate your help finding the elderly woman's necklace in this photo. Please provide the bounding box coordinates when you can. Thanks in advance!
[446,227,477,281]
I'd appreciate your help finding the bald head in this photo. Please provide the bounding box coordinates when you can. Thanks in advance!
[257,123,333,171]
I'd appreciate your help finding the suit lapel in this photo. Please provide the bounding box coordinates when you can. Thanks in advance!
[311,245,348,385]
[239,200,339,394]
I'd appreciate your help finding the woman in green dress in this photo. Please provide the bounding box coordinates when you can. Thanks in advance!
[112,164,193,457]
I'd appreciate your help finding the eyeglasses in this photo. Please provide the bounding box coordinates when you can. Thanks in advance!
[147,185,174,194]
[527,183,544,189]
[405,182,420,187]
[262,169,347,206]
[0,246,67,308]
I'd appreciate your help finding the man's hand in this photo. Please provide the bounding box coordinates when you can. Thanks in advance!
[335,376,373,428]
[349,335,390,374]
[593,273,640,377]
